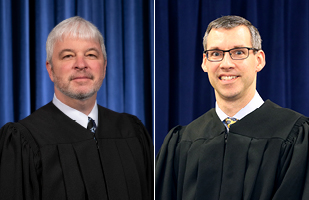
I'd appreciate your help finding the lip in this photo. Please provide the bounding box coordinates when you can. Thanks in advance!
[70,74,93,81]
[72,76,91,80]
[218,74,239,82]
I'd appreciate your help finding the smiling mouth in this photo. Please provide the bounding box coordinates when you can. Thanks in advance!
[219,76,238,80]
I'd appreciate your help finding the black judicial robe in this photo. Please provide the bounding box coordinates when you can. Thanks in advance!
[0,102,153,200]
[156,100,309,200]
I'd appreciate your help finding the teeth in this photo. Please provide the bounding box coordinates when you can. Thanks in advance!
[221,76,237,80]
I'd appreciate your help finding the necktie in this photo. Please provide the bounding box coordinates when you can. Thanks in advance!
[87,117,97,133]
[87,117,99,148]
[224,117,238,128]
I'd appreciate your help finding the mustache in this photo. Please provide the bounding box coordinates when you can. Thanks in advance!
[69,72,94,81]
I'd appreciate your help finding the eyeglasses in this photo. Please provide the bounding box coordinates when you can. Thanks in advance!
[203,47,259,62]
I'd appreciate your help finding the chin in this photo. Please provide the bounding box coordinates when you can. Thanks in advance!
[71,92,96,100]
[58,86,97,101]
[218,90,241,101]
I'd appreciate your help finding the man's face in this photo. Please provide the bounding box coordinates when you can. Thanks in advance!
[202,26,265,103]
[46,37,106,102]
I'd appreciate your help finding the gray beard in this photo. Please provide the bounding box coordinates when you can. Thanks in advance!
[53,74,101,101]
[55,84,97,101]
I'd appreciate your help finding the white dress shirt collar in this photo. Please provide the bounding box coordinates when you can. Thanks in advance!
[216,91,264,122]
[52,94,98,129]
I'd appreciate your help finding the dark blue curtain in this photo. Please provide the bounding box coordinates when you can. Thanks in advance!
[155,0,309,153]
[0,0,154,137]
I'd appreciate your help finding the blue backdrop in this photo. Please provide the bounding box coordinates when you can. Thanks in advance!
[155,0,309,153]
[0,0,154,137]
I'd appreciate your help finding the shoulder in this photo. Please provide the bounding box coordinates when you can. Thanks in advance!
[97,105,143,128]
[97,105,149,138]
[163,108,224,143]
[258,100,307,128]
[18,102,95,145]
[98,105,137,120]
[19,102,59,125]
[0,122,40,157]
[232,100,309,139]
[262,100,305,118]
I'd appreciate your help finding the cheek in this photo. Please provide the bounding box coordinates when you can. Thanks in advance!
[206,64,219,77]
[90,61,105,75]
[241,66,257,84]
[52,61,73,74]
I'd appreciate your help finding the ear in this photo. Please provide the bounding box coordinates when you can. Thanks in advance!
[46,61,54,82]
[102,59,107,78]
[255,50,266,72]
[201,53,208,72]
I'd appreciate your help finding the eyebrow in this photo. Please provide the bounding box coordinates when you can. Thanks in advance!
[207,45,246,50]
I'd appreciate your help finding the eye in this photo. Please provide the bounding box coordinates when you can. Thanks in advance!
[232,49,246,55]
[62,54,73,59]
[87,54,97,58]
[209,51,222,57]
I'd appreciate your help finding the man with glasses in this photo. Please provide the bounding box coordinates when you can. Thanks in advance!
[156,15,309,199]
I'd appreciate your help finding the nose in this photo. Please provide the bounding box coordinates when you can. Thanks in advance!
[74,55,88,70]
[220,52,235,69]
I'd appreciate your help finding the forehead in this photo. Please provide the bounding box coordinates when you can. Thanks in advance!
[207,26,252,49]
[54,36,101,50]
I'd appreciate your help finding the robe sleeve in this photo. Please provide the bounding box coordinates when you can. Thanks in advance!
[0,122,41,200]
[155,126,181,200]
[271,117,309,200]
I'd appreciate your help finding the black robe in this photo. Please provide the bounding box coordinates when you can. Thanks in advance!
[156,100,309,200]
[0,102,153,200]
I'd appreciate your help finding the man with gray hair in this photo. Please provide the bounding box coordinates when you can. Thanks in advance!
[0,16,153,199]
[156,15,309,199]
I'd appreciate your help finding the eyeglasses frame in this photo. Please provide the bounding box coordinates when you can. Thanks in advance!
[203,47,260,62]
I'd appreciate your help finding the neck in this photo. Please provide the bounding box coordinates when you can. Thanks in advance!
[216,91,255,117]
[55,91,97,116]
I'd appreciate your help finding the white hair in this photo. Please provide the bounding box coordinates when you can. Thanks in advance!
[46,16,107,63]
